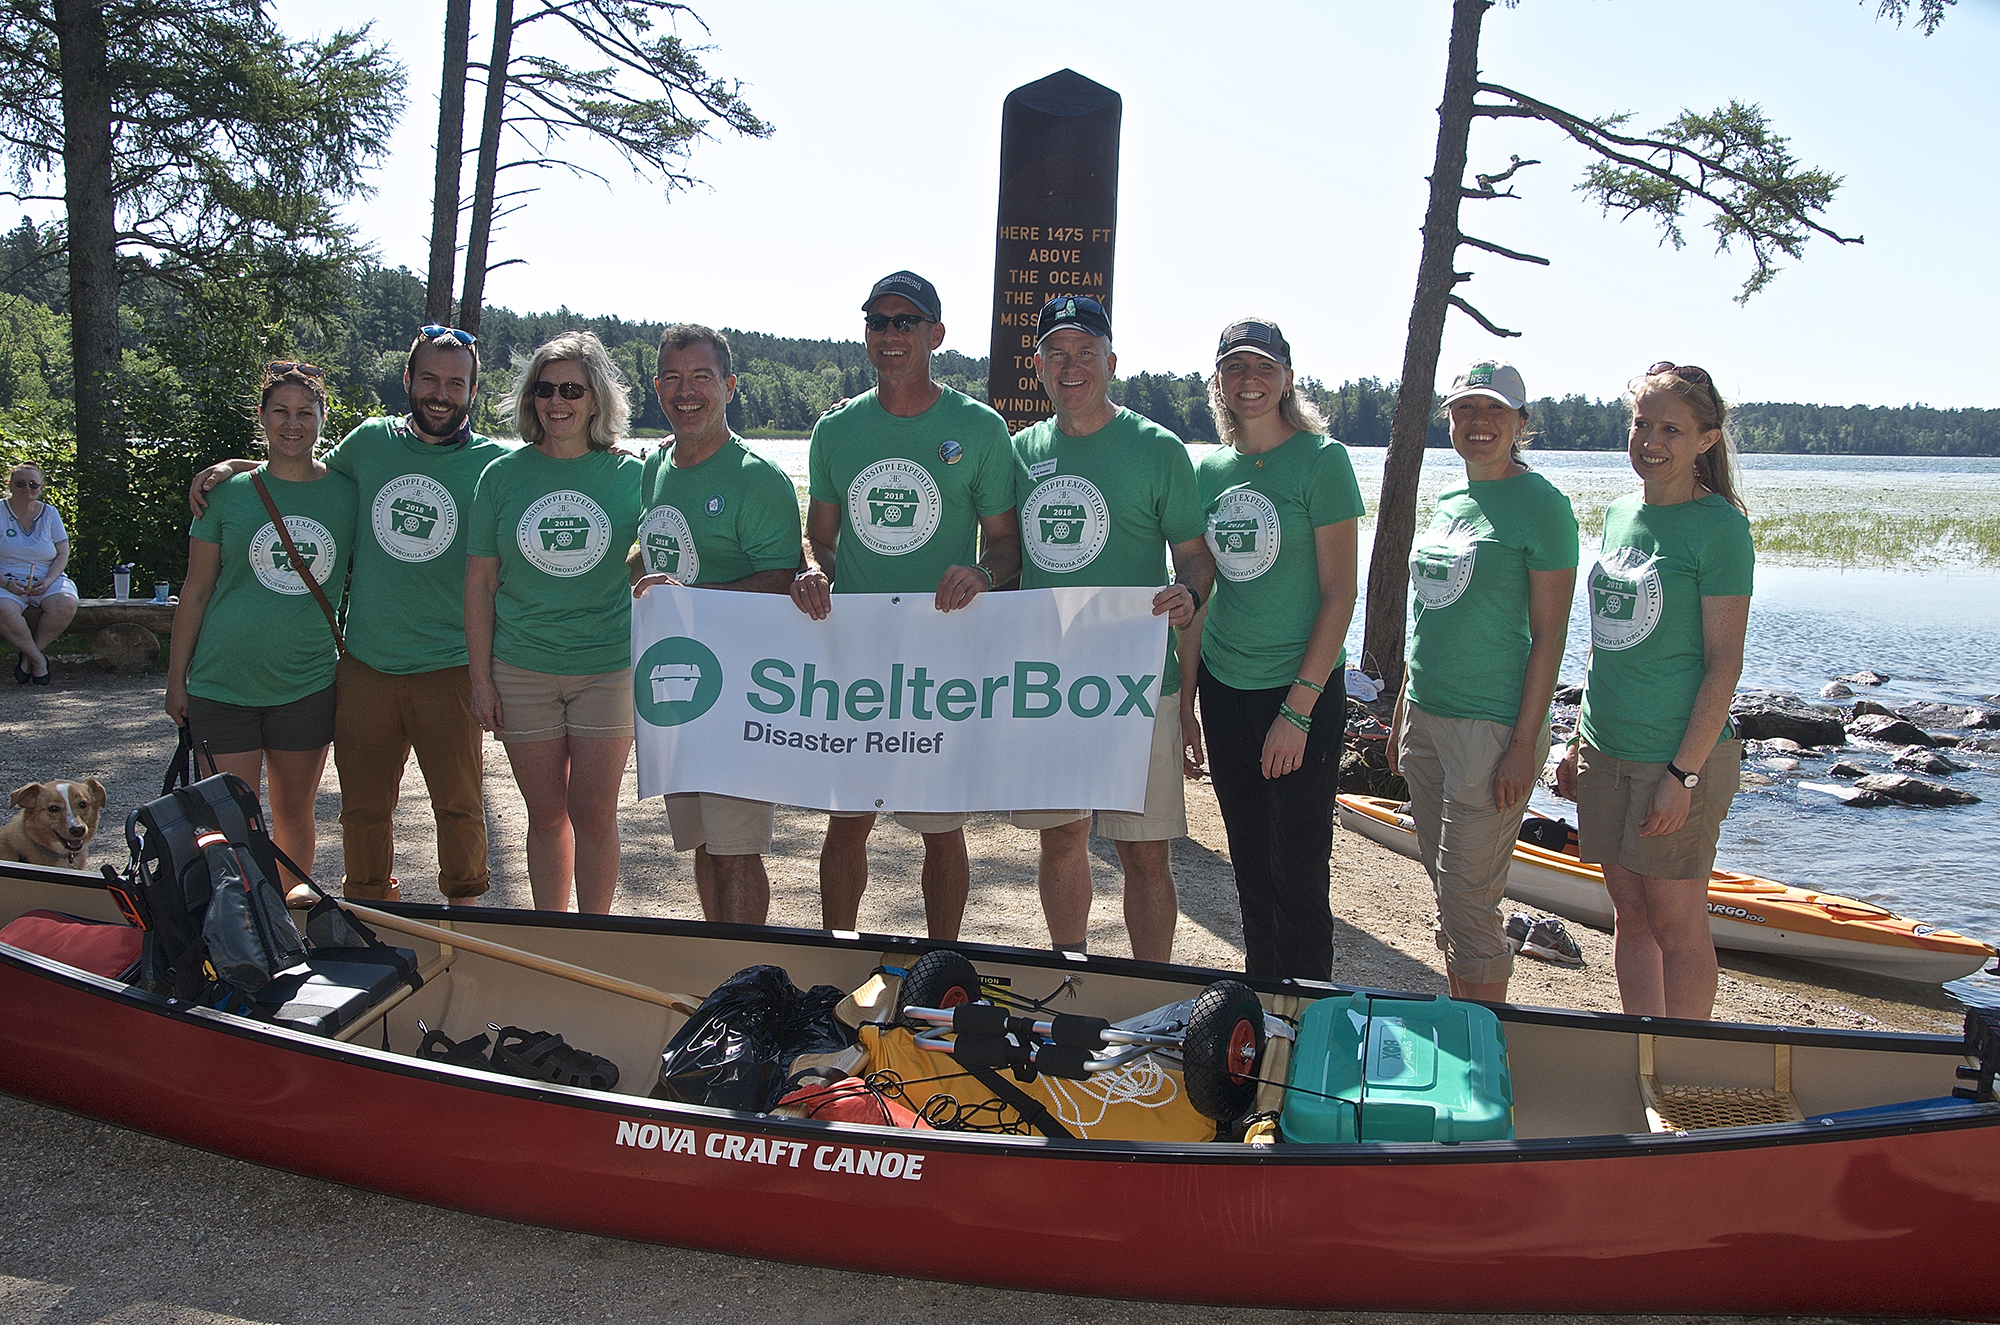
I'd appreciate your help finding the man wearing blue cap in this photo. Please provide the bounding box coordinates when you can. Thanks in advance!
[790,271,1021,939]
[1010,295,1215,962]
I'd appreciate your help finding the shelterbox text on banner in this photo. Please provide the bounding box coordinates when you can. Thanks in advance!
[631,585,1165,813]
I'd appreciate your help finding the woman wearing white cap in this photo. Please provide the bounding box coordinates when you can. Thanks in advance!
[1179,318,1364,980]
[1555,363,1751,1020]
[1390,360,1578,1003]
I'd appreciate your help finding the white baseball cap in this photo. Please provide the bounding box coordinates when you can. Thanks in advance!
[1443,360,1527,410]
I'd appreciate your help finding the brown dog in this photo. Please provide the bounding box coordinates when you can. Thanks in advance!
[1,778,107,868]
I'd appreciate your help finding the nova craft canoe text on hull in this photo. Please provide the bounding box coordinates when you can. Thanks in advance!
[2,857,1998,1317]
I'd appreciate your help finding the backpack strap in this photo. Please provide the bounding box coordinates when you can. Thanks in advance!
[251,469,345,657]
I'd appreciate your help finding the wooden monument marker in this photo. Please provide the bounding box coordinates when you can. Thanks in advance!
[985,69,1122,433]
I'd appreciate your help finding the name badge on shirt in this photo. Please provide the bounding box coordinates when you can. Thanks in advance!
[1028,459,1058,480]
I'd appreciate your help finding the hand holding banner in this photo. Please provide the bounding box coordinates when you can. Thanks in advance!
[632,585,1166,814]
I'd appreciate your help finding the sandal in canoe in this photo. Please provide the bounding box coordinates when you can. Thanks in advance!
[488,1024,620,1091]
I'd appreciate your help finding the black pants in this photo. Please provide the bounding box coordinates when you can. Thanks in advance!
[1197,663,1345,981]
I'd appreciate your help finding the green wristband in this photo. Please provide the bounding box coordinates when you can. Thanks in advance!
[1278,702,1312,733]
[976,563,996,589]
[1292,676,1326,694]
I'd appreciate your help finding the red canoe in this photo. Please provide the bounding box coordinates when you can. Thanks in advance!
[2,857,1998,1317]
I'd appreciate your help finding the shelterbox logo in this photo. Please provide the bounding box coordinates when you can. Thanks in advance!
[634,637,724,727]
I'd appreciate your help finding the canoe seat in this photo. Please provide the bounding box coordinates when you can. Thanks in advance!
[1637,1034,1804,1132]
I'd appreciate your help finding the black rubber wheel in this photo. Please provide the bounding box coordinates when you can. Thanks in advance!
[1182,980,1266,1122]
[896,949,981,1022]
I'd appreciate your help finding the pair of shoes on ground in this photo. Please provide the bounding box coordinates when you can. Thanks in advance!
[1505,912,1586,968]
[13,653,47,685]
[416,1020,619,1091]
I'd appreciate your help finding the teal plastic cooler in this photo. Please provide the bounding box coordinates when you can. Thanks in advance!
[1281,993,1513,1143]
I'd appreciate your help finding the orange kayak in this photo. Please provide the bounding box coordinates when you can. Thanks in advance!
[1336,794,1996,984]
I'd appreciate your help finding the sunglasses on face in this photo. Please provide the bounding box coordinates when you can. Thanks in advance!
[265,360,324,378]
[864,313,931,333]
[416,324,478,347]
[10,478,40,490]
[533,381,591,400]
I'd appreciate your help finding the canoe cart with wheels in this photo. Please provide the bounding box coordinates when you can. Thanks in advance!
[1336,793,1997,983]
[3,833,2000,1315]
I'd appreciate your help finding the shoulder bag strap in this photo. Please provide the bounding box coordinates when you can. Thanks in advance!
[250,470,345,657]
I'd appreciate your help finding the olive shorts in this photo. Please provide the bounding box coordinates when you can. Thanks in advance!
[1576,738,1741,880]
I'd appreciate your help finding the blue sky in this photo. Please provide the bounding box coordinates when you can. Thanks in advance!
[275,1,2000,409]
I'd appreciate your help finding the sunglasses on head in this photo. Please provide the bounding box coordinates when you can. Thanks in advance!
[416,324,477,347]
[533,381,591,400]
[1648,361,1712,387]
[265,360,324,379]
[864,313,931,333]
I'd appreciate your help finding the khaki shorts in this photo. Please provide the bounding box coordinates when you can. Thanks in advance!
[664,793,775,856]
[491,658,634,742]
[1011,702,1187,842]
[1576,738,1741,880]
[828,809,970,835]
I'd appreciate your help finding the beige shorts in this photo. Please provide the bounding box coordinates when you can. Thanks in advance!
[664,793,775,856]
[1576,738,1741,880]
[1011,702,1187,842]
[828,809,971,835]
[492,658,634,742]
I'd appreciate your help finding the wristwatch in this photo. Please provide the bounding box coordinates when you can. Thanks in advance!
[1666,760,1700,789]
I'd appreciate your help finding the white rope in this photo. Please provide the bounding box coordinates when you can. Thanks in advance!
[1041,1053,1180,1131]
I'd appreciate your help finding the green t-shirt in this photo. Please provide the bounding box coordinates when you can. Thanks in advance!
[186,465,357,708]
[325,417,515,675]
[1406,469,1579,726]
[468,446,644,676]
[1196,431,1365,690]
[1014,408,1206,694]
[806,386,1015,595]
[1579,492,1754,762]
[638,435,801,585]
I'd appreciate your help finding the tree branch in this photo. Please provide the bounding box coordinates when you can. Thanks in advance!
[1449,295,1520,338]
[1459,233,1550,265]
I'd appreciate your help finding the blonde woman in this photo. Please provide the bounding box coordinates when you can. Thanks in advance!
[1,463,78,684]
[1556,362,1753,1020]
[466,331,642,913]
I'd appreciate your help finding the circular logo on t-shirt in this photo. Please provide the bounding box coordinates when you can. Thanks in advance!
[1207,488,1281,582]
[1022,474,1110,575]
[248,516,337,595]
[1589,547,1664,650]
[516,490,610,577]
[846,458,941,557]
[638,504,699,584]
[1409,517,1480,610]
[371,474,458,563]
[633,636,723,728]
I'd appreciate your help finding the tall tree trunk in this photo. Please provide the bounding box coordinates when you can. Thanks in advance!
[458,0,514,336]
[54,0,119,563]
[425,0,471,325]
[1361,0,1488,695]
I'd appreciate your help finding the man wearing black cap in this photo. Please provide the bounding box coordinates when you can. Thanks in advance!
[1010,295,1215,962]
[790,271,1021,940]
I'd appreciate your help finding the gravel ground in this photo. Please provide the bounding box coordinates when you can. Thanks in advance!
[0,664,1980,1324]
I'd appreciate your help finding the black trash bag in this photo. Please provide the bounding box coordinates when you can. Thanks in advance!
[651,964,855,1112]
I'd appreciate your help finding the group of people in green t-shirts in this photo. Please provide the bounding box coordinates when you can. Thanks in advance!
[169,288,1752,1019]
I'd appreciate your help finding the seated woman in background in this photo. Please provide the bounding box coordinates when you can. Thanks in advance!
[1390,360,1577,1004]
[1178,317,1363,981]
[1,462,80,685]
[165,362,356,901]
[1556,362,1753,1020]
[466,330,642,913]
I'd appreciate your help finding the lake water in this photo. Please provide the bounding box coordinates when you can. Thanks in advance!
[755,437,2000,1004]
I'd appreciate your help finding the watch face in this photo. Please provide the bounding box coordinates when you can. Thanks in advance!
[1682,773,1700,788]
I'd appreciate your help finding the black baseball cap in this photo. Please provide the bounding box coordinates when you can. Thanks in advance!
[1036,295,1112,346]
[862,271,941,321]
[1215,318,1291,367]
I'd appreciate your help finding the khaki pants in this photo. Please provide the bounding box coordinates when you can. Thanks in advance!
[334,655,489,900]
